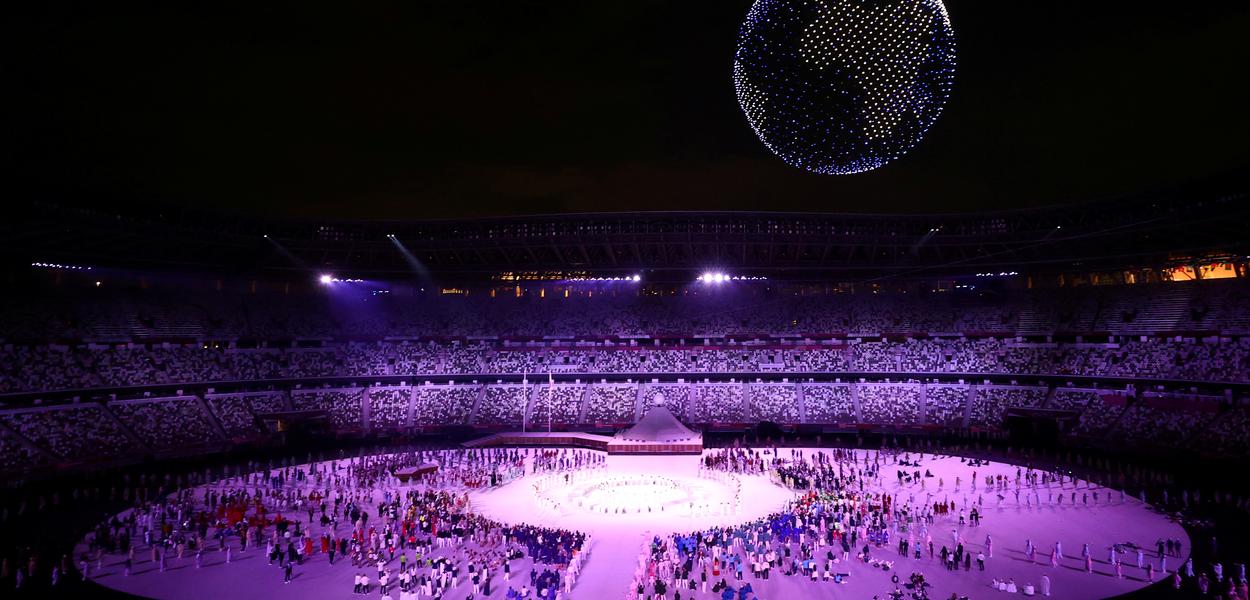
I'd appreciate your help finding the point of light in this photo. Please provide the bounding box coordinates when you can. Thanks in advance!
[734,0,956,175]
[319,274,333,285]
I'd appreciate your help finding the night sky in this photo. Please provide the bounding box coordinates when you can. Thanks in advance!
[8,1,1250,219]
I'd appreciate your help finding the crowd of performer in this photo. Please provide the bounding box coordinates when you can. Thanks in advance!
[70,447,595,600]
[635,446,1249,600]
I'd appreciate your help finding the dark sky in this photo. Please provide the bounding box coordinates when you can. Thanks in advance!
[7,1,1250,219]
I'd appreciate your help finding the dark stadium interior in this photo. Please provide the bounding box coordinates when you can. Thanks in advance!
[8,1,1250,218]
[3,2,1250,600]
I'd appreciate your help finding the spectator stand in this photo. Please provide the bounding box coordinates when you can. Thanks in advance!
[364,385,413,433]
[584,382,639,427]
[692,382,746,426]
[412,382,481,428]
[799,383,855,425]
[0,419,53,474]
[640,383,693,423]
[108,396,224,454]
[473,383,530,428]
[1201,401,1250,457]
[746,381,799,424]
[204,391,284,440]
[1112,391,1221,448]
[922,383,971,428]
[290,387,365,432]
[968,384,1046,430]
[1069,390,1130,439]
[528,382,586,429]
[0,403,142,464]
[855,382,921,426]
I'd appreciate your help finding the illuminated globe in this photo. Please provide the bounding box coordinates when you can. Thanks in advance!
[734,0,957,174]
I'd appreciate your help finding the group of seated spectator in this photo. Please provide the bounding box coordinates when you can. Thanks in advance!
[858,383,921,424]
[530,384,584,425]
[747,384,799,423]
[694,385,745,423]
[367,386,411,430]
[412,384,478,426]
[291,389,363,429]
[474,385,528,426]
[109,397,220,450]
[1,378,1247,473]
[802,384,855,423]
[4,335,1248,396]
[968,387,1044,428]
[1110,394,1220,447]
[584,384,636,423]
[0,428,50,472]
[206,392,282,438]
[0,404,138,462]
[1,281,1249,472]
[924,385,968,427]
[641,385,691,419]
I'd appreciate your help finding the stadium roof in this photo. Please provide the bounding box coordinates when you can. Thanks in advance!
[7,176,1250,282]
[8,2,1250,220]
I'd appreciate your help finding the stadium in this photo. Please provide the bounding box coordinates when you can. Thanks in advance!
[4,2,1250,600]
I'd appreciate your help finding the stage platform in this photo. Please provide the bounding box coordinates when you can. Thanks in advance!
[464,405,704,454]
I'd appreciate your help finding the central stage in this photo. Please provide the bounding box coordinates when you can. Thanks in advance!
[465,405,704,454]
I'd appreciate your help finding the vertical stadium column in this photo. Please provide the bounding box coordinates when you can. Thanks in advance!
[919,384,929,425]
[740,381,751,423]
[194,395,229,442]
[361,388,373,434]
[524,384,538,429]
[0,418,56,464]
[851,382,863,423]
[402,385,415,430]
[468,383,486,426]
[961,385,974,428]
[634,383,645,423]
[102,401,150,454]
[575,382,589,425]
[797,382,807,423]
[1042,385,1058,409]
[691,384,703,426]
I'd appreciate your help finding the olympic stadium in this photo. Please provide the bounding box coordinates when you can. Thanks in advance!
[4,2,1250,599]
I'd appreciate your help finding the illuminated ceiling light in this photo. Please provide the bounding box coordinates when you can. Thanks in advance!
[734,0,957,175]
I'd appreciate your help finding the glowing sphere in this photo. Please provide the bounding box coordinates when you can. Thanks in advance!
[734,0,957,174]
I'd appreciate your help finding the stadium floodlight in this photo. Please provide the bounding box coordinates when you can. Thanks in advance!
[319,274,333,285]
[632,274,641,282]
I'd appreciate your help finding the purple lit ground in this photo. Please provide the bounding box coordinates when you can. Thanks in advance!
[82,450,1187,599]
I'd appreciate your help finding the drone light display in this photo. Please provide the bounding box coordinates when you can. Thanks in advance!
[734,0,957,174]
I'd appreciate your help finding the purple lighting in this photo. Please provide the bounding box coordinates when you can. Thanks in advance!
[697,272,767,284]
[319,274,365,284]
[566,274,643,282]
